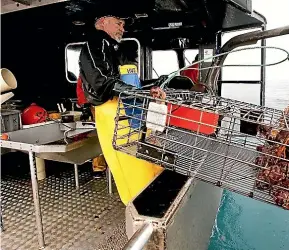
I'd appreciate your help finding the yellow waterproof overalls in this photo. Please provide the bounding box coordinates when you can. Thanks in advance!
[94,64,163,205]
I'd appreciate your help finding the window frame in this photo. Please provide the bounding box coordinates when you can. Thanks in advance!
[64,38,141,83]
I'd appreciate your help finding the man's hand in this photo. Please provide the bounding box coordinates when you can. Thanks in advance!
[80,103,92,121]
[150,86,166,99]
[150,86,166,105]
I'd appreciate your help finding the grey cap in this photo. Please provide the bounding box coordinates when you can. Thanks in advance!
[94,15,134,26]
[95,15,125,23]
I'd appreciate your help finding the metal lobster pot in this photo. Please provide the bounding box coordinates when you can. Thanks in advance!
[126,171,222,250]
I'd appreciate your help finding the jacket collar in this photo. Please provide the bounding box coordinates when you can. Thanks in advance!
[93,29,119,47]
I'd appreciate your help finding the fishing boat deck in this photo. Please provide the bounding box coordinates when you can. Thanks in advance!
[1,155,127,250]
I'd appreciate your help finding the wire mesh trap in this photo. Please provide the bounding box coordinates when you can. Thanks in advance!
[112,90,289,210]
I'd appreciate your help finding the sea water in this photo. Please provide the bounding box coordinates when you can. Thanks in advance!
[208,80,289,250]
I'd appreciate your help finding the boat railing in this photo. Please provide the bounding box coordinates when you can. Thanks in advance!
[123,223,154,250]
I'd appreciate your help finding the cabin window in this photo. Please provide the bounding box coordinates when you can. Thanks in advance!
[65,38,141,83]
[65,43,84,83]
[152,50,179,79]
[118,38,141,74]
[222,29,261,81]
[183,49,199,66]
[221,29,262,104]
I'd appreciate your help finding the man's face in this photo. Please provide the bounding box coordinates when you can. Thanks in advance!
[103,17,125,42]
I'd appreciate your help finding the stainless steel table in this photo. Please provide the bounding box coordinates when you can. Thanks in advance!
[0,121,107,249]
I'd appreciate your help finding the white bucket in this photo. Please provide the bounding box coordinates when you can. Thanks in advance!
[1,92,14,105]
[0,68,17,93]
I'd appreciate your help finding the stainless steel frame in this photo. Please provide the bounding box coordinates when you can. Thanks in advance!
[74,164,80,189]
[113,90,289,210]
[0,121,108,248]
[28,151,45,249]
[123,223,153,250]
[107,167,113,195]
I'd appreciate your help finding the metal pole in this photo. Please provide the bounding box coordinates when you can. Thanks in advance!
[107,168,112,195]
[216,31,222,97]
[198,45,204,82]
[74,164,80,189]
[28,151,45,249]
[123,223,153,250]
[260,24,267,106]
[0,209,4,232]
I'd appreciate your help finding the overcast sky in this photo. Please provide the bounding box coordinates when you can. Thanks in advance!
[222,0,289,82]
[251,0,288,82]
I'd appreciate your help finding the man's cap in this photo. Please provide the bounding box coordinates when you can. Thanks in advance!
[95,15,123,22]
[94,14,134,27]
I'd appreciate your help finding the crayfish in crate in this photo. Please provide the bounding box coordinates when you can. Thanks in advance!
[255,106,289,209]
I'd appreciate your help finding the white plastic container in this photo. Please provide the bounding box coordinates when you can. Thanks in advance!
[0,68,17,93]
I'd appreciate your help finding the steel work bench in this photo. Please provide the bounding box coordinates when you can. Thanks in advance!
[0,121,112,249]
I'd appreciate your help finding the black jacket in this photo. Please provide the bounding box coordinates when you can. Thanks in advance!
[79,30,135,106]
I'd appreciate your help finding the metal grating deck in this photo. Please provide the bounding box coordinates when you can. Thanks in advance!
[1,163,127,250]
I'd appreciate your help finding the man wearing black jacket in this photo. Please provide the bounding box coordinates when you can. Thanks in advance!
[79,15,141,178]
[79,15,135,107]
[78,15,165,202]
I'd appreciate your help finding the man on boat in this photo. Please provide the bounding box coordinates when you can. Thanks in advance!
[79,15,137,106]
[78,14,163,204]
[77,15,140,178]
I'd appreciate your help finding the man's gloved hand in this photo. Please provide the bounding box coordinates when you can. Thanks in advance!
[113,81,137,94]
[154,75,168,87]
[80,103,92,121]
[141,75,168,90]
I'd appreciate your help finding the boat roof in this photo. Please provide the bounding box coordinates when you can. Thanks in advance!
[1,0,266,38]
